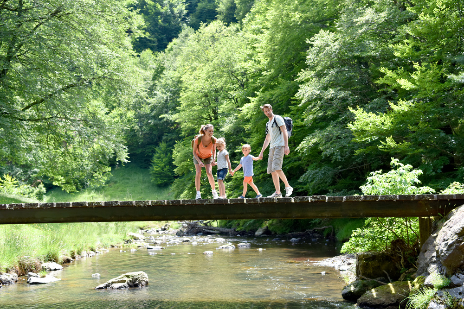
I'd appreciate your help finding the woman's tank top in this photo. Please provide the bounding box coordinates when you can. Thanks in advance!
[195,136,215,159]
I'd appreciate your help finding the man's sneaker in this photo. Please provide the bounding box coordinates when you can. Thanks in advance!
[195,192,201,200]
[285,186,293,197]
[256,194,262,198]
[212,190,219,199]
[238,195,245,199]
[267,192,282,198]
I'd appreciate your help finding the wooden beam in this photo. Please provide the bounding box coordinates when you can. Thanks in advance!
[0,194,463,224]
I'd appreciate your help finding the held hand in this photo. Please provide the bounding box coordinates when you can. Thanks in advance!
[284,146,290,156]
[258,153,263,160]
[212,161,217,166]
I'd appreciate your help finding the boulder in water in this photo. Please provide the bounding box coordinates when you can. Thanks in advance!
[95,271,148,290]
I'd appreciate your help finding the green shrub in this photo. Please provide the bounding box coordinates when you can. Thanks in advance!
[0,174,46,201]
[342,158,434,254]
[407,287,436,309]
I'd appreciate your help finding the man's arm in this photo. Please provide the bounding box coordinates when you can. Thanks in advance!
[280,124,290,155]
[258,134,271,159]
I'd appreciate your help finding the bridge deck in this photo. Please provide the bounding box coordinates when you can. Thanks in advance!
[1,194,463,224]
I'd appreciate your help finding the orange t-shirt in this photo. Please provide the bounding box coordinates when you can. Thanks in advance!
[195,137,215,159]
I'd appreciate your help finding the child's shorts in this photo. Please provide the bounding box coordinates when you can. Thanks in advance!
[217,168,228,180]
[244,176,254,184]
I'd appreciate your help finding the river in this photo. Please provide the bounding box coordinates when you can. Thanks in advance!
[0,233,356,308]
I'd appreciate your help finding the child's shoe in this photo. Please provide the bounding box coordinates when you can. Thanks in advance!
[256,194,262,198]
[285,186,293,197]
[196,191,201,200]
[238,195,245,199]
[212,190,219,199]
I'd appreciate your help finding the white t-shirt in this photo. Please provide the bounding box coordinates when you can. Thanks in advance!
[266,115,285,148]
[217,149,229,170]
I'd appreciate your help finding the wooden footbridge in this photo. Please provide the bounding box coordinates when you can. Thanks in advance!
[1,194,464,243]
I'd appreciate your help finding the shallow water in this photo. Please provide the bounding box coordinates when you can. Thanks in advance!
[0,235,356,308]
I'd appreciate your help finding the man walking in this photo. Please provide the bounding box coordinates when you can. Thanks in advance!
[258,104,293,197]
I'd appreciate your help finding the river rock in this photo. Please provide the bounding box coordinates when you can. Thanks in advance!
[238,242,251,248]
[342,279,385,302]
[0,273,18,285]
[27,275,60,284]
[357,251,401,281]
[255,226,269,236]
[128,232,145,241]
[95,271,148,290]
[357,281,412,308]
[416,204,464,278]
[41,262,63,271]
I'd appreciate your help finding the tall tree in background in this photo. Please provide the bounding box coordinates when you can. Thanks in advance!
[187,0,217,29]
[296,0,411,194]
[131,0,187,53]
[348,0,464,189]
[0,0,144,191]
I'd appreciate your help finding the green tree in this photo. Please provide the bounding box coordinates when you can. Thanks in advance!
[150,142,175,186]
[188,0,218,29]
[131,0,187,53]
[0,0,144,191]
[216,0,237,25]
[296,0,413,194]
[348,0,464,189]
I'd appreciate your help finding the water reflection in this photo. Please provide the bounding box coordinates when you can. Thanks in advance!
[0,235,356,308]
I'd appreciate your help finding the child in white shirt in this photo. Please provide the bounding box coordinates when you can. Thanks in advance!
[215,138,232,198]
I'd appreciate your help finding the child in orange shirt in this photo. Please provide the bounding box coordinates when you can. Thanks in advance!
[231,144,262,199]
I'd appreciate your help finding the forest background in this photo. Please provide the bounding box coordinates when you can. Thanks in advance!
[1,0,464,225]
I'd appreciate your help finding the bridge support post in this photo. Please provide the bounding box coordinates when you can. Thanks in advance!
[419,217,433,247]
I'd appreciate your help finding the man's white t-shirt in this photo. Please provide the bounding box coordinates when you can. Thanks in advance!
[266,115,285,149]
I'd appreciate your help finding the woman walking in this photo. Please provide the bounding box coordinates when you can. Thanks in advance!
[193,124,219,199]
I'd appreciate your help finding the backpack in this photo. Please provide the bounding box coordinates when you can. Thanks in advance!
[265,115,293,138]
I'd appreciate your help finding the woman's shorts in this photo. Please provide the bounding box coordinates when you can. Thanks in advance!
[217,168,228,180]
[267,146,284,173]
[193,155,213,165]
[244,176,254,184]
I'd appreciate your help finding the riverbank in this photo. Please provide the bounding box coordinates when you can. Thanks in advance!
[0,222,154,276]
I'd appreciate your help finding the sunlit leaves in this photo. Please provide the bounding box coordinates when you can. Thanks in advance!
[0,0,144,191]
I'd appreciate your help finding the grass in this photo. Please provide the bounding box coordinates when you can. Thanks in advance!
[0,163,173,274]
[45,163,174,202]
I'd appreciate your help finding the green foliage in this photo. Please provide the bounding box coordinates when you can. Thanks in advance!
[0,174,45,201]
[0,222,143,273]
[219,219,265,231]
[0,163,173,273]
[188,0,218,29]
[360,158,435,195]
[441,182,464,194]
[342,158,431,254]
[428,272,451,290]
[0,0,145,192]
[45,163,173,202]
[341,217,419,253]
[150,142,176,186]
[348,0,464,185]
[407,287,436,309]
[131,0,187,52]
